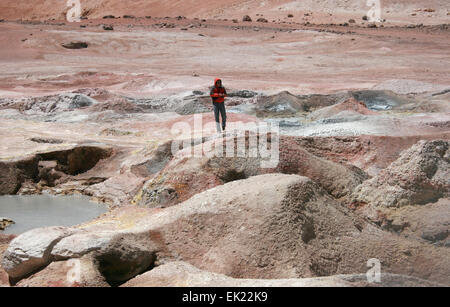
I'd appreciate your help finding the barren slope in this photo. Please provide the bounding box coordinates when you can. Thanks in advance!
[1,0,449,24]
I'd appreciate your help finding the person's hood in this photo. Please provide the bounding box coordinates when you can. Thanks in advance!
[214,78,222,87]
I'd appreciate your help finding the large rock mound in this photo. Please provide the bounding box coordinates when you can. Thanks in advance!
[373,198,450,247]
[4,174,449,286]
[352,140,449,208]
[275,136,368,199]
[255,91,307,117]
[136,135,367,207]
[254,91,355,118]
[292,134,450,177]
[308,97,378,122]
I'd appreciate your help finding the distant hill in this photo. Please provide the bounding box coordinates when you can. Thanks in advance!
[0,0,448,24]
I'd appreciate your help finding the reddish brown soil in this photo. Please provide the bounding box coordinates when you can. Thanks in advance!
[0,16,448,97]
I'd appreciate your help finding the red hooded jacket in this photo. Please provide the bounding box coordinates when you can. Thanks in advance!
[210,78,227,103]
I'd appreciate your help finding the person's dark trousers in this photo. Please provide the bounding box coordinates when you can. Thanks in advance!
[213,102,226,132]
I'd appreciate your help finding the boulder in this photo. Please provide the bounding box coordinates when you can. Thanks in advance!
[0,218,15,231]
[61,42,88,49]
[51,232,115,260]
[242,15,252,22]
[16,255,109,287]
[93,234,157,285]
[50,231,158,285]
[1,227,76,282]
[2,226,157,285]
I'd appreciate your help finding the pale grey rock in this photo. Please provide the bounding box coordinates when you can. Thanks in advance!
[51,232,115,260]
[2,226,76,280]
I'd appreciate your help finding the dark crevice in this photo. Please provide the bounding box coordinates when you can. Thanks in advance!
[301,218,316,244]
[95,249,157,287]
[0,146,112,195]
[220,169,248,183]
[38,146,112,176]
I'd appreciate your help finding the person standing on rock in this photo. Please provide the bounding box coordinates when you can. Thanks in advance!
[210,78,227,133]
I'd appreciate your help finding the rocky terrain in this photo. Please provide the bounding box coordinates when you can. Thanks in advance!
[1,0,449,25]
[0,1,449,288]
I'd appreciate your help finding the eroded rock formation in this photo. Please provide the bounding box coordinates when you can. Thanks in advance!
[3,174,449,286]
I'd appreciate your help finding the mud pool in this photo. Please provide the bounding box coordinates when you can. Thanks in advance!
[0,194,107,234]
